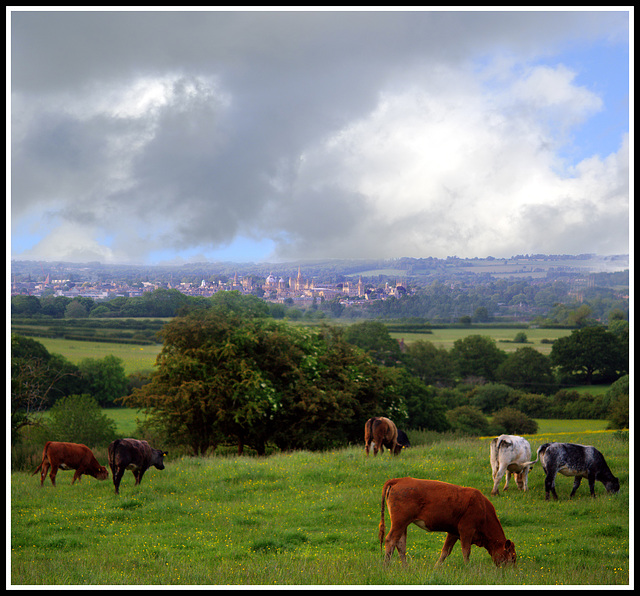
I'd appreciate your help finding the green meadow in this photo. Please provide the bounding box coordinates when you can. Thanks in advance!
[11,428,628,586]
[389,327,574,354]
[33,337,162,375]
[32,326,572,377]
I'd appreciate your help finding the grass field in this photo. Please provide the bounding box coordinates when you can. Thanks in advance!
[389,327,574,355]
[34,337,162,375]
[32,326,571,378]
[11,427,628,586]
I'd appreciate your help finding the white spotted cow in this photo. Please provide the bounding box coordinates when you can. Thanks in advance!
[490,434,532,496]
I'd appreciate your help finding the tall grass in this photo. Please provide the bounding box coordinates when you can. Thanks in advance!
[11,430,628,586]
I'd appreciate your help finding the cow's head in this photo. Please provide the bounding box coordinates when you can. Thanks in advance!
[605,476,620,494]
[94,465,109,480]
[152,449,167,470]
[492,539,517,567]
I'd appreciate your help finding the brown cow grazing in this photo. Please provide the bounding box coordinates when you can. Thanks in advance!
[108,438,167,495]
[365,417,400,456]
[379,478,517,567]
[32,441,109,487]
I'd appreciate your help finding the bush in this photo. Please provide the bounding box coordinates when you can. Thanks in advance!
[46,394,118,447]
[445,406,490,436]
[516,392,553,418]
[469,383,520,415]
[606,375,629,429]
[491,407,538,435]
[513,332,528,343]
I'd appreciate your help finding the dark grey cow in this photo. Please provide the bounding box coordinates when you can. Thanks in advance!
[108,438,167,495]
[526,442,619,500]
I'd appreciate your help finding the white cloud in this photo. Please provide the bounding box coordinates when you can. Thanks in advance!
[267,62,625,260]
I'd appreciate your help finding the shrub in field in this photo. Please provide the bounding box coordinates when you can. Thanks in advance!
[46,394,118,447]
[445,405,490,436]
[469,383,519,415]
[78,354,129,407]
[549,389,612,419]
[513,331,528,343]
[606,375,629,429]
[491,407,538,435]
[516,392,553,418]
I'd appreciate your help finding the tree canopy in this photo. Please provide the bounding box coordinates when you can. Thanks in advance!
[550,326,627,384]
[450,335,507,382]
[124,301,446,455]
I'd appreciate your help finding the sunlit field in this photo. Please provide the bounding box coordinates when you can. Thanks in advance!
[34,337,162,375]
[390,327,573,354]
[11,429,628,586]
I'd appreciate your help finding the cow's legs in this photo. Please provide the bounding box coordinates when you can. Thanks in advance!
[133,469,145,486]
[569,476,583,498]
[113,467,126,494]
[544,472,559,500]
[435,533,458,566]
[72,468,86,484]
[587,472,597,497]
[49,464,59,487]
[459,533,473,563]
[383,526,407,564]
[39,461,50,486]
[491,465,508,496]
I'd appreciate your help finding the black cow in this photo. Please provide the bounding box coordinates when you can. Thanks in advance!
[108,438,167,495]
[396,429,411,453]
[526,442,619,500]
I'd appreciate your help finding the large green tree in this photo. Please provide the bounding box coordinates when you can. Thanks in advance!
[550,326,627,384]
[402,339,455,386]
[450,335,507,382]
[496,347,556,394]
[342,320,402,367]
[124,306,408,455]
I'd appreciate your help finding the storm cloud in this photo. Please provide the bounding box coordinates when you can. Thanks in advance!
[10,10,629,263]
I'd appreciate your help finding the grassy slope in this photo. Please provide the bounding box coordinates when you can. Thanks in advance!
[11,429,628,586]
[390,327,573,354]
[34,337,162,375]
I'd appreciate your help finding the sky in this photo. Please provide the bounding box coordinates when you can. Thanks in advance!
[9,8,631,265]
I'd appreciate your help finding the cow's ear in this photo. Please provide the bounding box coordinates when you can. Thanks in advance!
[163,451,168,456]
[505,540,512,549]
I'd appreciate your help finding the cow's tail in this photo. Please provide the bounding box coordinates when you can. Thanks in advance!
[31,441,51,476]
[364,418,374,454]
[378,479,395,549]
[521,443,549,468]
[108,439,120,469]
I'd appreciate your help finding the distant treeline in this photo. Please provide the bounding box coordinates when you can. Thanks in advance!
[11,274,628,328]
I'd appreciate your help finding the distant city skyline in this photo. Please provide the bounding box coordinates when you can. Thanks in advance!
[10,9,630,265]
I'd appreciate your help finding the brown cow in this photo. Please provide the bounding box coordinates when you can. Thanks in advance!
[379,477,517,567]
[364,417,400,456]
[32,441,109,486]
